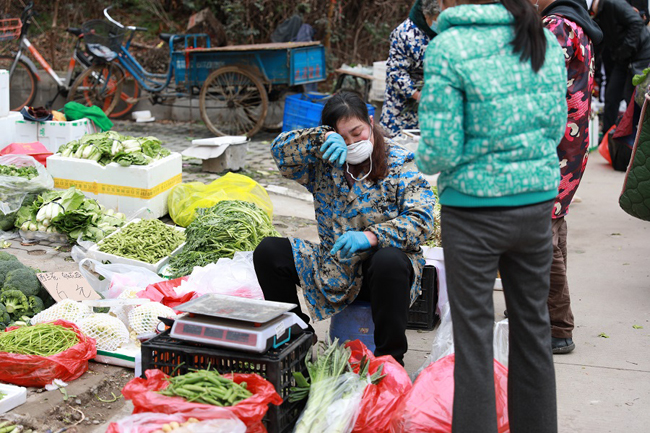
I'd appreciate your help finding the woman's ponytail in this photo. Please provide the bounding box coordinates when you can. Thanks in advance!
[501,0,547,72]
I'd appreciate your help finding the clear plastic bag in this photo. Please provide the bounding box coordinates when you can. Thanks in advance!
[78,258,165,297]
[0,154,54,215]
[493,319,509,368]
[414,303,510,379]
[175,251,264,299]
[106,413,246,433]
[293,373,368,433]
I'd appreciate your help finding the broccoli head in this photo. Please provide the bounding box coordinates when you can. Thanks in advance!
[0,303,10,324]
[3,268,41,297]
[0,251,17,262]
[0,260,25,286]
[28,296,44,315]
[0,290,29,317]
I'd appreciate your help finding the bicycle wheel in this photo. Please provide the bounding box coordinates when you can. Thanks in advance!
[67,63,124,116]
[199,66,268,137]
[109,71,140,119]
[0,55,37,111]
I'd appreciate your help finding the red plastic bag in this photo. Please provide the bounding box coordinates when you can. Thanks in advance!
[138,277,198,312]
[0,142,53,166]
[121,369,282,433]
[0,320,96,387]
[389,354,509,433]
[599,126,615,164]
[345,340,412,433]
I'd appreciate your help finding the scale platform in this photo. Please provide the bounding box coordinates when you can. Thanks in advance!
[170,294,309,353]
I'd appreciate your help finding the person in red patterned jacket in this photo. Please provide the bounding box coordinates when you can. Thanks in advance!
[533,0,603,354]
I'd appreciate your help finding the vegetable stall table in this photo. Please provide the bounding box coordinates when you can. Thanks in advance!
[174,41,326,137]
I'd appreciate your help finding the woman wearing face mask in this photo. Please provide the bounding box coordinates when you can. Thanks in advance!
[417,0,567,432]
[379,0,441,138]
[253,91,436,365]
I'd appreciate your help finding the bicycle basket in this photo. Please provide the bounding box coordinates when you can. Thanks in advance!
[82,19,125,61]
[0,18,22,42]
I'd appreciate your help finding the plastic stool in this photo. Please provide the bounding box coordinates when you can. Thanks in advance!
[329,300,375,352]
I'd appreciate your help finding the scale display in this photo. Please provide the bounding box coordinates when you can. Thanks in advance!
[170,312,308,353]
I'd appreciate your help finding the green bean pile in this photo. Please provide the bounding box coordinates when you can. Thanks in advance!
[98,219,186,264]
[158,370,253,406]
[168,200,280,278]
[0,323,79,356]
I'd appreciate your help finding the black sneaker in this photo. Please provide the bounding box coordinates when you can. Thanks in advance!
[552,337,575,354]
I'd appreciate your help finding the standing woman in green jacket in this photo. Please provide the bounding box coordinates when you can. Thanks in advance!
[417,0,567,432]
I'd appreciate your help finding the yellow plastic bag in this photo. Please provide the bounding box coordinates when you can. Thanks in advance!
[168,172,274,227]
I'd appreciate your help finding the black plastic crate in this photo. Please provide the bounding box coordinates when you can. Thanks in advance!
[407,264,439,330]
[141,330,312,433]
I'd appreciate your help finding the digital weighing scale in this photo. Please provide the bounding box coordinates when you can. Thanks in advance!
[170,294,309,353]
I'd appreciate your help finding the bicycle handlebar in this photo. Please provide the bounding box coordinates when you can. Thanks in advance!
[104,7,148,33]
[103,6,125,29]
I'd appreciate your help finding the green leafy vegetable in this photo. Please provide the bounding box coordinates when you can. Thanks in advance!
[57,132,171,166]
[0,164,38,179]
[168,200,280,278]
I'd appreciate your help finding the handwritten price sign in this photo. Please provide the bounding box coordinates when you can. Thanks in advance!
[36,271,101,302]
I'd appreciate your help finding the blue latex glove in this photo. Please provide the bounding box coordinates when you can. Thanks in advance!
[330,231,371,259]
[320,133,347,167]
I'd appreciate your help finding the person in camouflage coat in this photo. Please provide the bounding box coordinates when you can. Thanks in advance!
[254,92,436,364]
[379,0,440,137]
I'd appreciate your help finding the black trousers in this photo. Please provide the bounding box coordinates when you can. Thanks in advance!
[441,202,557,433]
[252,237,413,364]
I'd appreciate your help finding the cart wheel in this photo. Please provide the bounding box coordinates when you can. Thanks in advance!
[199,66,269,137]
[109,71,140,119]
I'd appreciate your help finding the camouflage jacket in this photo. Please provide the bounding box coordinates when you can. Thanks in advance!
[271,127,437,321]
[380,18,432,138]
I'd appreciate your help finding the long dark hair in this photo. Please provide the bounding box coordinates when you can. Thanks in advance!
[502,0,547,72]
[452,0,547,72]
[321,91,389,181]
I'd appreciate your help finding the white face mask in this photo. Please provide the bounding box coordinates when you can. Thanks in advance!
[346,139,373,164]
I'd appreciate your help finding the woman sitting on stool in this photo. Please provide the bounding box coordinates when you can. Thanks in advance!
[253,91,436,365]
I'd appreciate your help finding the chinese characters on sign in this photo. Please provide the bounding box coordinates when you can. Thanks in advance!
[36,271,101,302]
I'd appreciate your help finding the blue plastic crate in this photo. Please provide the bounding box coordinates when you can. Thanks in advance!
[282,93,376,132]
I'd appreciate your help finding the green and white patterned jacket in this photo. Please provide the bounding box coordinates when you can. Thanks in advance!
[416,4,568,208]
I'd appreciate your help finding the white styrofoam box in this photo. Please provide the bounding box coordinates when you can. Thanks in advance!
[0,111,22,148]
[87,218,185,273]
[0,383,27,414]
[37,118,94,153]
[46,152,182,219]
[93,341,140,370]
[14,117,39,144]
[0,70,9,118]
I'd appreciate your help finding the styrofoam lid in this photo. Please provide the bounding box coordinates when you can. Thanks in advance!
[191,136,248,146]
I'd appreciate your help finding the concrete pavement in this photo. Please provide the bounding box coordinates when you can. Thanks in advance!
[117,119,650,432]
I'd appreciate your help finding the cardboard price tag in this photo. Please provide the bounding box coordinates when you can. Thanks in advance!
[36,271,101,302]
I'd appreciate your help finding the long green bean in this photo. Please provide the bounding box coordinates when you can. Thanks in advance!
[98,219,185,264]
[158,370,253,406]
[0,323,79,356]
